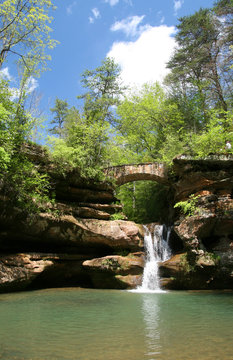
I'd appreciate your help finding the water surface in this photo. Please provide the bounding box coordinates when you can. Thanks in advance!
[0,288,232,360]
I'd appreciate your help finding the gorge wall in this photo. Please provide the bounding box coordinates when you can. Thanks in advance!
[0,145,145,292]
[0,146,233,292]
[160,154,233,290]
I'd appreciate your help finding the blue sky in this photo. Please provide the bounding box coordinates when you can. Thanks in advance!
[1,0,216,126]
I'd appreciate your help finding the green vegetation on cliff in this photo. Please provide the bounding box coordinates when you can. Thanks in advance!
[0,0,57,214]
[1,0,233,222]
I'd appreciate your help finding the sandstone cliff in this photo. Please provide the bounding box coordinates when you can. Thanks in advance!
[1,148,233,292]
[0,146,144,292]
[159,154,233,290]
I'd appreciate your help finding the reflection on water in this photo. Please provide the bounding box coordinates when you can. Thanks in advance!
[140,291,233,360]
[142,294,162,359]
[0,289,233,360]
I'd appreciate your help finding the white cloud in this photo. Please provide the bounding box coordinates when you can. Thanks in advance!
[92,8,100,18]
[89,7,101,23]
[104,0,120,6]
[66,1,77,16]
[111,15,146,37]
[0,67,12,81]
[160,16,165,24]
[107,25,176,87]
[156,11,165,24]
[66,1,77,15]
[25,76,39,94]
[0,67,38,100]
[173,0,184,15]
[10,77,39,100]
[104,0,133,7]
[9,88,20,101]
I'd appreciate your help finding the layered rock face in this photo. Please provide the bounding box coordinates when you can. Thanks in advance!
[0,152,144,292]
[160,155,233,290]
[1,147,233,292]
[0,212,144,292]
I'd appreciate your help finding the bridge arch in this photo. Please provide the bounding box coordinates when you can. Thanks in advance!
[105,163,169,186]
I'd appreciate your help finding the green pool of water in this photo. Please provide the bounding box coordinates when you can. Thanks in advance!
[0,288,232,360]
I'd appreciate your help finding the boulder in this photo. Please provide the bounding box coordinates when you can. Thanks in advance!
[159,252,227,290]
[0,253,54,292]
[83,252,144,274]
[82,252,144,289]
[115,274,142,288]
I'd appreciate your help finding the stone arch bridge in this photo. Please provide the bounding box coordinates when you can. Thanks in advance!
[104,162,169,186]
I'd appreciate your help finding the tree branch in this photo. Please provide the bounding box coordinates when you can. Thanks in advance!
[0,0,30,35]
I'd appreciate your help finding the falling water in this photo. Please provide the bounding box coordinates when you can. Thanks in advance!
[136,224,171,293]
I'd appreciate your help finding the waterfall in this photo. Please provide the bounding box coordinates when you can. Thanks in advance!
[136,224,171,293]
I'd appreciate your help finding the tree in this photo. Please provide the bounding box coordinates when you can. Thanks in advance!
[214,0,233,72]
[80,57,123,100]
[189,110,233,157]
[48,59,126,178]
[116,83,184,162]
[78,57,125,126]
[0,0,58,141]
[164,73,211,133]
[166,6,233,115]
[116,181,170,223]
[0,0,57,74]
[214,0,233,32]
[64,106,110,170]
[0,79,51,214]
[0,1,58,214]
[48,106,110,178]
[49,97,69,137]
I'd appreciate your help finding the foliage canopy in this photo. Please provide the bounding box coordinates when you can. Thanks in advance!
[2,0,233,223]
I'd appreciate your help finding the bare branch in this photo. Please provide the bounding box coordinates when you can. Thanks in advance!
[8,49,30,70]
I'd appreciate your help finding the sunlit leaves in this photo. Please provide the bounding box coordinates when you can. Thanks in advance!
[166,4,233,113]
[0,0,58,75]
[0,80,51,213]
[116,83,184,161]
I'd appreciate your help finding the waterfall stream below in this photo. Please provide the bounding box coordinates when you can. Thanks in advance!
[134,224,171,293]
